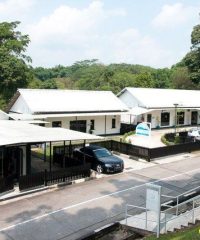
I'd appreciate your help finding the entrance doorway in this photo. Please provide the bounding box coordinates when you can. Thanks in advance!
[70,120,87,133]
[3,147,23,179]
[161,112,170,126]
[147,114,152,123]
[191,111,198,125]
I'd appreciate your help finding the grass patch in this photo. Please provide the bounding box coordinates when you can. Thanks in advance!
[31,146,51,161]
[144,225,200,240]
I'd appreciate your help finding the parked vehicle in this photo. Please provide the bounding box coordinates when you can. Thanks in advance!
[73,145,124,173]
[188,128,200,138]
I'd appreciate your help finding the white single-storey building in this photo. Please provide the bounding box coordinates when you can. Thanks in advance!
[118,87,200,129]
[7,89,128,135]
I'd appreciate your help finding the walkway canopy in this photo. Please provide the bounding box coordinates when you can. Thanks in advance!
[0,121,102,146]
[128,107,154,116]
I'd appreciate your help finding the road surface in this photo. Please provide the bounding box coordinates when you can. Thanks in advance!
[0,154,200,240]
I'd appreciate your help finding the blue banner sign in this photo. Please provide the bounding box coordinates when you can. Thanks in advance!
[136,122,151,136]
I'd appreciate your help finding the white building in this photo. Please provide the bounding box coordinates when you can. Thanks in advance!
[118,87,200,129]
[7,89,128,135]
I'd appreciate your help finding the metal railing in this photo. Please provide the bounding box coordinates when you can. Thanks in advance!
[125,204,156,231]
[161,193,200,233]
[161,185,200,216]
[125,186,200,237]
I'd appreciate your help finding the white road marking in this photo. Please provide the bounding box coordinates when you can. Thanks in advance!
[0,167,200,232]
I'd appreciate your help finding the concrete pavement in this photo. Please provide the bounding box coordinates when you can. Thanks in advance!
[0,154,200,239]
[127,126,193,148]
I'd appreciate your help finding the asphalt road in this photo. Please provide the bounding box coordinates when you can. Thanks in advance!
[1,155,200,240]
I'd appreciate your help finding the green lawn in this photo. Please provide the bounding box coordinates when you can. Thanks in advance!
[145,225,200,240]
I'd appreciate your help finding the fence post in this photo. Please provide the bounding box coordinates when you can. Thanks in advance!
[192,199,195,224]
[125,204,128,225]
[148,149,151,162]
[176,197,179,215]
[44,169,47,186]
[145,208,147,230]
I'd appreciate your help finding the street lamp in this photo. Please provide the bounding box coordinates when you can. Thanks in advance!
[174,103,179,135]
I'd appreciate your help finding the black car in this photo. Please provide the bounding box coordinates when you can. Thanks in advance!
[73,145,124,173]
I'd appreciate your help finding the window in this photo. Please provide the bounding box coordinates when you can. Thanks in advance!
[112,118,116,128]
[94,148,112,158]
[52,121,62,128]
[70,120,86,132]
[177,112,185,125]
[90,120,95,130]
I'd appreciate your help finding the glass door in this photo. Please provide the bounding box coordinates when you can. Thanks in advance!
[191,111,198,125]
[161,112,170,126]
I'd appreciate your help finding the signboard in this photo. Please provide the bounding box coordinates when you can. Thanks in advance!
[146,184,161,211]
[146,183,161,237]
[136,122,151,136]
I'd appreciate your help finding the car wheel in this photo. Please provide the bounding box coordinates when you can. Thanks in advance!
[96,164,103,173]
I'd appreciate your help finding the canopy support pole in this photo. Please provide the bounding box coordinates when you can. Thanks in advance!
[63,140,66,168]
[49,142,52,172]
[104,115,107,136]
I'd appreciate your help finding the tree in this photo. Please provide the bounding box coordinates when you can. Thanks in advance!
[0,21,33,107]
[171,67,194,89]
[133,72,154,88]
[152,68,171,88]
[183,24,200,86]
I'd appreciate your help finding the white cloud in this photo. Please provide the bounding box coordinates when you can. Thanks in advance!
[106,29,177,67]
[27,1,129,66]
[26,1,186,68]
[0,0,35,22]
[152,3,198,28]
[28,1,125,43]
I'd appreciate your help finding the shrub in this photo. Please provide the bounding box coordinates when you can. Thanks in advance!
[122,131,135,143]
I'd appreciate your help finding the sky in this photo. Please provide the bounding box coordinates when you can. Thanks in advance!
[0,0,199,68]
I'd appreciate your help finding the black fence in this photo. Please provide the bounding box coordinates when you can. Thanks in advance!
[0,177,14,193]
[19,163,91,191]
[109,141,150,160]
[149,141,200,159]
[53,139,200,163]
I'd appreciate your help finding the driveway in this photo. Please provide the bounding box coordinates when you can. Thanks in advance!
[0,153,200,240]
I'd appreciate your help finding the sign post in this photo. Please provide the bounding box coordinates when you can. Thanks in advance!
[146,183,161,238]
[136,122,151,136]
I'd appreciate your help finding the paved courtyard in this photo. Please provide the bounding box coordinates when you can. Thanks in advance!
[127,126,193,148]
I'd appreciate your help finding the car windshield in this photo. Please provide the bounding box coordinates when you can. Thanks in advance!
[93,148,112,158]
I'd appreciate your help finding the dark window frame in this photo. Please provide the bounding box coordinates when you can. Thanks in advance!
[112,118,116,129]
[90,120,95,130]
[52,121,62,128]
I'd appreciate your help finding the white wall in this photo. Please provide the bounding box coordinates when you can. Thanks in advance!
[0,111,9,120]
[141,109,200,129]
[10,96,31,114]
[43,115,121,135]
[118,90,143,108]
[121,114,137,124]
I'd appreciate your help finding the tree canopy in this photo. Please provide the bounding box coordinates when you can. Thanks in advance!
[183,24,200,86]
[0,21,33,107]
[1,20,200,110]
